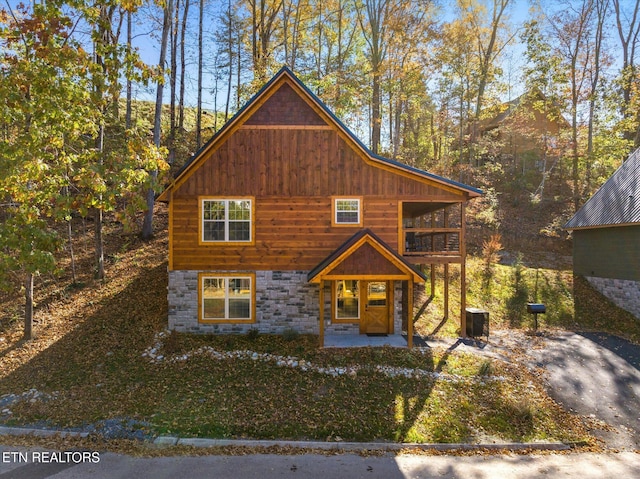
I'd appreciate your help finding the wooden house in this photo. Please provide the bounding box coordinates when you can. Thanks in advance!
[158,67,482,346]
[565,148,640,319]
[478,89,569,162]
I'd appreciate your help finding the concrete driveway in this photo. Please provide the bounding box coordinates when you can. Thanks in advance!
[529,331,640,450]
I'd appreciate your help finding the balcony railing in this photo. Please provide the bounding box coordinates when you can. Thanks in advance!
[403,228,461,256]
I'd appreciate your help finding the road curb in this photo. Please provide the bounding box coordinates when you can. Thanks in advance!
[0,426,572,452]
[154,436,571,452]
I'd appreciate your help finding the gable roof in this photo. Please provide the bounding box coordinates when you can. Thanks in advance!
[307,229,427,283]
[158,67,481,201]
[565,148,640,230]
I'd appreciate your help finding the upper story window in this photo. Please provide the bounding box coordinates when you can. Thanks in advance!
[200,197,254,244]
[332,197,362,226]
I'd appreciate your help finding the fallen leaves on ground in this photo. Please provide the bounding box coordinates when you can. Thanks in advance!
[0,205,597,450]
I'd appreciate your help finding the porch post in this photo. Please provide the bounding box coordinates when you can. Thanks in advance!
[319,280,325,347]
[460,201,467,337]
[407,279,414,349]
[430,265,436,297]
[444,263,449,321]
[444,206,449,321]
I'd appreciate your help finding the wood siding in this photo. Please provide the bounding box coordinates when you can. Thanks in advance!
[329,243,406,276]
[172,196,404,271]
[171,79,468,272]
[174,129,463,199]
[573,225,640,281]
[244,82,326,126]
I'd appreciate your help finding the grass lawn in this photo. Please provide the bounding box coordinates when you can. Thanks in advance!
[0,210,622,446]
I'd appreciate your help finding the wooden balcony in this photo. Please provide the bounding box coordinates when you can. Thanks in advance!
[400,201,465,265]
[402,228,463,264]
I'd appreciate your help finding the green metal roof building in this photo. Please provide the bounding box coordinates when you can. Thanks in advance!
[565,148,640,318]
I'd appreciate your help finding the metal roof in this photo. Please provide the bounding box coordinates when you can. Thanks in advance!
[565,148,640,230]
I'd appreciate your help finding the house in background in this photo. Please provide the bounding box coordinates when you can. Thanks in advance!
[478,89,569,165]
[158,67,482,346]
[565,148,640,319]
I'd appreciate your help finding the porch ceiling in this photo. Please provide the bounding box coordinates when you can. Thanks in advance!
[402,201,456,218]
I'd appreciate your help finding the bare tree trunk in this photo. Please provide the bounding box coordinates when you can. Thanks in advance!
[393,90,402,158]
[225,0,233,121]
[24,272,33,340]
[371,69,381,154]
[92,8,110,280]
[355,0,390,155]
[471,0,511,165]
[126,9,132,130]
[168,0,179,164]
[179,0,190,132]
[68,219,77,284]
[236,34,241,109]
[613,0,640,145]
[571,61,580,211]
[95,206,105,279]
[94,120,105,280]
[316,0,323,78]
[142,0,173,240]
[585,0,608,193]
[196,0,204,148]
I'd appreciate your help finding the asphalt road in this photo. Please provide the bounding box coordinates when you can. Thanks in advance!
[1,447,639,479]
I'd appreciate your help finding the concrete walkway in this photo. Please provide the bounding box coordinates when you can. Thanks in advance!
[323,334,408,348]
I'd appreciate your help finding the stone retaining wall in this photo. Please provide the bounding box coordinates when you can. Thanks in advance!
[585,276,640,319]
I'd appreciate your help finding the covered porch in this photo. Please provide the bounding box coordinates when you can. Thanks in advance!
[308,229,427,348]
[400,200,468,337]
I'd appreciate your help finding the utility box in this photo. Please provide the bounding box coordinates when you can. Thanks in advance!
[465,308,489,339]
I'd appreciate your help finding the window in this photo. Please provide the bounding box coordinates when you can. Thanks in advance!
[199,273,254,322]
[335,280,360,320]
[367,282,387,306]
[201,198,253,243]
[332,197,362,226]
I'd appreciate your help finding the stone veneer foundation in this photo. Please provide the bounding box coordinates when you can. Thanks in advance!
[168,270,405,335]
[585,276,640,320]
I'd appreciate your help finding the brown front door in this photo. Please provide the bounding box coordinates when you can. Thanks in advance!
[361,281,391,334]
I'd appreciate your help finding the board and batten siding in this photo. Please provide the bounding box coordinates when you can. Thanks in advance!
[573,225,640,281]
[173,129,464,198]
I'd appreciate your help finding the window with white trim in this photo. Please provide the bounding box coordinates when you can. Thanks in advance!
[201,275,253,321]
[334,198,361,225]
[202,199,252,242]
